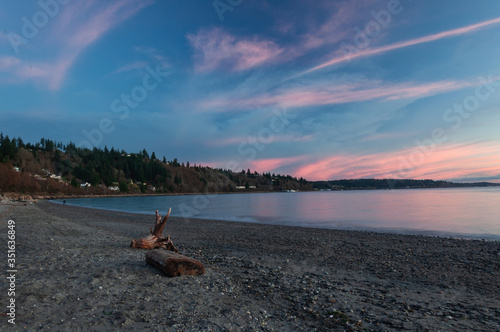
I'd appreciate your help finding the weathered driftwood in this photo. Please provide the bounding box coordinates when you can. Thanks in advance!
[130,208,179,252]
[146,249,205,277]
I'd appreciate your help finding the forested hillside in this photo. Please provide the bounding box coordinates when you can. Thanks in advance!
[0,134,312,195]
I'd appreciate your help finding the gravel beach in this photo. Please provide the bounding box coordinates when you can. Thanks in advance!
[1,201,499,331]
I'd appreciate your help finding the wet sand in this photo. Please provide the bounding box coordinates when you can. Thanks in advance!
[0,201,499,331]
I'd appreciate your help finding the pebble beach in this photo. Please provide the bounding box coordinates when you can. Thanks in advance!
[1,201,499,331]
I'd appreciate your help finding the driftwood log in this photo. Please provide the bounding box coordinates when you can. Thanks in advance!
[130,208,179,252]
[146,250,205,277]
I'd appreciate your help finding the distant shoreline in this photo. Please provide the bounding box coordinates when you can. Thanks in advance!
[2,183,500,203]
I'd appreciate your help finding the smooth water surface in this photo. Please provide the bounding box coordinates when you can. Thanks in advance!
[54,187,500,239]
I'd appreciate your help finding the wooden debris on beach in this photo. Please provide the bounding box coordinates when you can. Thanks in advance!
[146,249,205,277]
[130,208,179,252]
[131,208,205,277]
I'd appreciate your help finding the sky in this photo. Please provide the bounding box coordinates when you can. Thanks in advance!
[2,0,500,182]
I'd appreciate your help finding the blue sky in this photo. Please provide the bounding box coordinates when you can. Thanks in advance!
[2,0,500,181]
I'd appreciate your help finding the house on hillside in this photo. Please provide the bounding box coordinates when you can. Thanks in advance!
[49,174,64,182]
[34,174,46,181]
[236,185,257,189]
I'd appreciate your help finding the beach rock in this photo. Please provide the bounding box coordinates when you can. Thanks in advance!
[0,194,13,202]
[146,249,205,277]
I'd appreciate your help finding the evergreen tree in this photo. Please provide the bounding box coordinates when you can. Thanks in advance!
[16,137,24,148]
[119,181,129,192]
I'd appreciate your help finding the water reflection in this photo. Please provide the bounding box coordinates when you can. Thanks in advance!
[57,187,500,239]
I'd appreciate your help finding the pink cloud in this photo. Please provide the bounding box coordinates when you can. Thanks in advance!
[200,77,481,112]
[46,54,79,90]
[0,56,50,85]
[305,16,500,73]
[292,142,500,181]
[15,64,51,79]
[187,28,284,72]
[0,56,21,70]
[110,61,149,75]
[300,0,378,50]
[38,0,154,90]
[66,0,154,48]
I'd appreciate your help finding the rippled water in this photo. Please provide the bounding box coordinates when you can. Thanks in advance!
[54,187,500,239]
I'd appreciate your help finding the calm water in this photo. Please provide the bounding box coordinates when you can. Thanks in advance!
[54,187,500,240]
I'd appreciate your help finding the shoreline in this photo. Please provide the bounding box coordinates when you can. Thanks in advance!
[0,190,286,203]
[1,201,499,330]
[2,184,500,203]
[50,197,500,242]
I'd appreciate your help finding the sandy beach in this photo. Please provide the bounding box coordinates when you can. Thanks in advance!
[1,201,499,331]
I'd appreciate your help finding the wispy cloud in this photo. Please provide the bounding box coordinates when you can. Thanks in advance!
[0,56,21,70]
[0,56,50,84]
[134,46,169,68]
[200,77,482,112]
[270,0,380,62]
[110,61,149,75]
[187,28,284,72]
[304,16,500,74]
[248,156,306,174]
[56,0,155,48]
[36,0,154,90]
[205,133,314,147]
[203,136,247,147]
[16,63,51,79]
[298,0,378,50]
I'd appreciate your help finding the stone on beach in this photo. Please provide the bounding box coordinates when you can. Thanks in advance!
[146,249,205,277]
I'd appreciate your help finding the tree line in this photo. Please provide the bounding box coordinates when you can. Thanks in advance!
[313,178,500,190]
[0,134,313,194]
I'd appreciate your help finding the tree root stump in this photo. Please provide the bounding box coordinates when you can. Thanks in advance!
[146,249,205,277]
[130,208,179,252]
